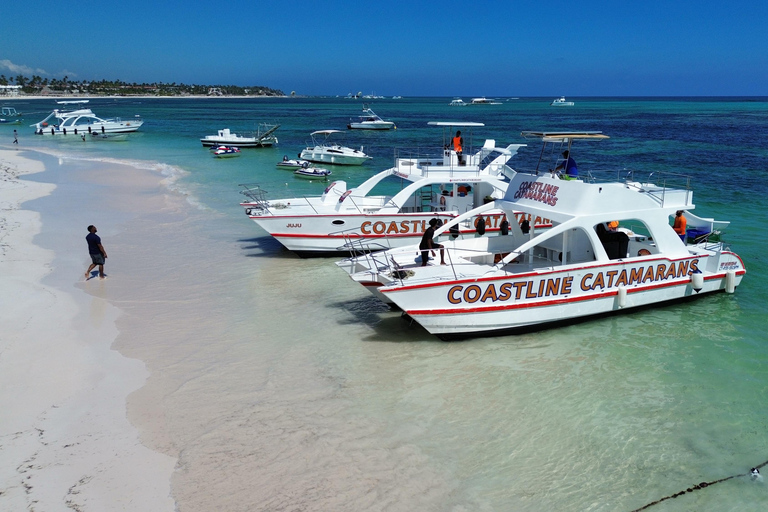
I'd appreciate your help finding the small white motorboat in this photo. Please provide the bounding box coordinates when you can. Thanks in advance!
[212,145,241,158]
[277,157,311,170]
[449,98,467,106]
[347,105,395,130]
[299,130,372,166]
[294,167,332,179]
[551,96,575,106]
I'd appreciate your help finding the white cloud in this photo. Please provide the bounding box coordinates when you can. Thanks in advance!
[0,59,48,76]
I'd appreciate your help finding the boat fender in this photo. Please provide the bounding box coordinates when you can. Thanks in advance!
[617,286,627,308]
[690,270,704,293]
[500,218,509,236]
[476,216,486,235]
[725,270,736,293]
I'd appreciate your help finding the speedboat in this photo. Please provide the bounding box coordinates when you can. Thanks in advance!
[277,157,311,170]
[240,121,526,255]
[212,145,241,158]
[294,167,332,180]
[347,105,395,130]
[551,96,574,106]
[299,130,372,166]
[337,131,745,338]
[201,124,279,148]
[449,98,467,106]
[32,108,143,135]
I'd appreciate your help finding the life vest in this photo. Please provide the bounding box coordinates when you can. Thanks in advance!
[452,136,462,153]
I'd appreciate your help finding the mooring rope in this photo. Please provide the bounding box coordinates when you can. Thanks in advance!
[631,460,767,511]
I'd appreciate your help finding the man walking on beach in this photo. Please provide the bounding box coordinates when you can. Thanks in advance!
[13,129,18,144]
[85,225,107,279]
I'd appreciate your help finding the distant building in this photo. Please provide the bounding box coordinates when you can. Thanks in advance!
[0,85,22,96]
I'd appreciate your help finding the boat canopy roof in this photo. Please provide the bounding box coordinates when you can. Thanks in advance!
[311,129,345,135]
[521,131,609,142]
[428,121,484,127]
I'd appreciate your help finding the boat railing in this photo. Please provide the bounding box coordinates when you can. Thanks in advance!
[239,183,329,215]
[393,147,493,176]
[336,230,397,256]
[239,183,271,212]
[522,167,693,207]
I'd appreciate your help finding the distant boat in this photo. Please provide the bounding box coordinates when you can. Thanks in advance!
[449,98,467,107]
[200,124,279,148]
[347,105,395,130]
[299,130,372,166]
[211,145,241,158]
[294,167,332,179]
[276,157,311,170]
[0,106,22,124]
[551,96,575,106]
[470,97,502,105]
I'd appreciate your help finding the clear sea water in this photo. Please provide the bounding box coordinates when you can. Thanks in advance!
[4,96,768,511]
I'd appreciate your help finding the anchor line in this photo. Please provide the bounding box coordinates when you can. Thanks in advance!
[630,459,768,511]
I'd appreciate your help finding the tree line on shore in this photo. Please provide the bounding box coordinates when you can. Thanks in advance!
[0,74,284,97]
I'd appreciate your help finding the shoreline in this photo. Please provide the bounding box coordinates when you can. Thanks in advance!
[0,148,176,510]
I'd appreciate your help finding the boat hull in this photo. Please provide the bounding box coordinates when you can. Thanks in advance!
[36,121,143,135]
[381,254,745,336]
[347,121,394,130]
[242,211,508,253]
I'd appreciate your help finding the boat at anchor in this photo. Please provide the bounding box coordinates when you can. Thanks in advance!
[337,130,745,338]
[32,108,143,135]
[299,130,372,166]
[239,121,526,255]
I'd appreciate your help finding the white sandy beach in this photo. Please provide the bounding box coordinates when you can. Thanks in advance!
[0,149,175,511]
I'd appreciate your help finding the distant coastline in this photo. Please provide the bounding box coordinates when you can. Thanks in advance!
[1,94,288,100]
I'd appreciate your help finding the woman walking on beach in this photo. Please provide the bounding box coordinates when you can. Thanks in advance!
[85,225,107,279]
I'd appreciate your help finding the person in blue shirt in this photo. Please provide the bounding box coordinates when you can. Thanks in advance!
[555,150,578,179]
[85,225,108,279]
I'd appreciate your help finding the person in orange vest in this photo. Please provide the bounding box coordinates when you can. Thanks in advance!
[452,130,464,165]
[672,210,687,241]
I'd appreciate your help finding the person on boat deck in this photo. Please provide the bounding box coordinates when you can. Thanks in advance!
[673,210,687,241]
[457,184,468,195]
[608,220,619,232]
[420,218,446,266]
[452,130,464,165]
[555,150,578,179]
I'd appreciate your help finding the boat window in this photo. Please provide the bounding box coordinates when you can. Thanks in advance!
[594,219,656,259]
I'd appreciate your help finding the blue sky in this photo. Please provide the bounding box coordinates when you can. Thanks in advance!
[2,0,766,96]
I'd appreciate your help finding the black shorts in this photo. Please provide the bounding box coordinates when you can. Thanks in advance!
[90,253,105,265]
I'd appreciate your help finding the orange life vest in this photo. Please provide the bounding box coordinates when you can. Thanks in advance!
[452,136,462,153]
